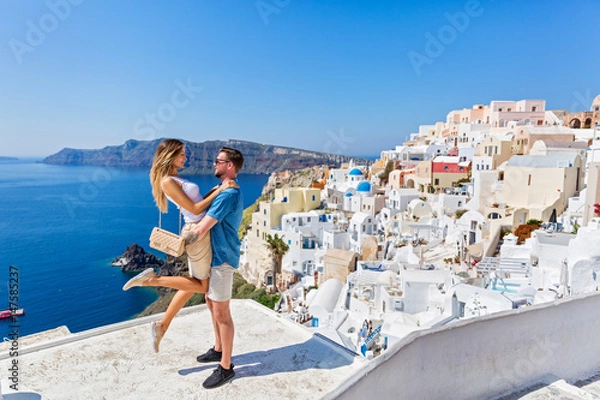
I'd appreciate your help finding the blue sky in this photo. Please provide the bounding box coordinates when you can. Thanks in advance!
[1,0,599,157]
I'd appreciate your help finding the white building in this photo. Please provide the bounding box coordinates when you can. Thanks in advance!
[348,212,378,255]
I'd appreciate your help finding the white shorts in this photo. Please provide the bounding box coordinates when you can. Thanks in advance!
[207,263,234,302]
[180,223,212,280]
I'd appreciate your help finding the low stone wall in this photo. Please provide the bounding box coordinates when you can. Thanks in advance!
[327,292,600,400]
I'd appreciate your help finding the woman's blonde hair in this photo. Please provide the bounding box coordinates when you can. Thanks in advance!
[149,139,185,212]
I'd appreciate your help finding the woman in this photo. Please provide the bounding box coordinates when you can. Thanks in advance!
[122,138,236,352]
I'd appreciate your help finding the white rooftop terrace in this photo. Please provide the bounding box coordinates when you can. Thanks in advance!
[0,300,363,400]
[4,294,600,399]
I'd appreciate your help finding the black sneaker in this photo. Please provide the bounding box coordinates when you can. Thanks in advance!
[203,364,235,389]
[196,347,222,363]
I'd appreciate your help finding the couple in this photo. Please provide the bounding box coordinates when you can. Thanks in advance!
[123,139,243,389]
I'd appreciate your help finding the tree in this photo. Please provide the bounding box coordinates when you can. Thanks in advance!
[264,233,289,292]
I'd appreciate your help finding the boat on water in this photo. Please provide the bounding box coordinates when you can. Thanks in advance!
[0,308,25,319]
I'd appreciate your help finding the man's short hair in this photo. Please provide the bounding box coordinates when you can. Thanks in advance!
[220,147,244,173]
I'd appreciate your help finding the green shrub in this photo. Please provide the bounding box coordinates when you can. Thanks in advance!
[185,293,206,307]
[455,209,467,219]
[235,283,257,298]
[232,273,247,293]
[249,288,267,301]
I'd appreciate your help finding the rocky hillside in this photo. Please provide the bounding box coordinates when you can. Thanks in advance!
[260,165,328,197]
[42,138,369,174]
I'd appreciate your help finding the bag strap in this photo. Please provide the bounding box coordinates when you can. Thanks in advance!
[158,209,183,234]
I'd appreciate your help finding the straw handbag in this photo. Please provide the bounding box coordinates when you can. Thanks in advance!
[149,210,185,257]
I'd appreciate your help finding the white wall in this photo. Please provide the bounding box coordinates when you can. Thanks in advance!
[326,292,600,400]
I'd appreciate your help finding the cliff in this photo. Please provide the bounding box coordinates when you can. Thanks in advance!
[114,243,192,293]
[42,138,369,174]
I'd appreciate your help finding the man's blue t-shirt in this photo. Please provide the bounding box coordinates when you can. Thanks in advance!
[206,188,243,268]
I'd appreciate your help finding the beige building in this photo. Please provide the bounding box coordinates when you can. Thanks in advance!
[404,160,432,192]
[559,95,600,128]
[495,154,584,224]
[472,135,513,171]
[321,248,359,284]
[446,100,546,128]
[241,188,321,288]
[583,162,600,226]
[529,140,588,158]
[431,156,470,191]
[512,126,575,155]
[360,195,385,217]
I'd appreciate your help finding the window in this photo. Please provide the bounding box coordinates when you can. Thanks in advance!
[263,221,266,227]
[528,174,532,186]
[499,108,503,112]
[312,195,316,201]
[263,209,267,215]
[444,166,449,171]
[494,146,498,155]
[458,201,462,207]
[532,106,537,111]
[470,220,477,230]
[507,108,512,112]
[435,178,440,185]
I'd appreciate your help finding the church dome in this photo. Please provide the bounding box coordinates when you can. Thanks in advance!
[348,168,363,176]
[592,94,600,111]
[356,182,371,192]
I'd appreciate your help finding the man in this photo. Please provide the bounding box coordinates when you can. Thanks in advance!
[190,146,244,389]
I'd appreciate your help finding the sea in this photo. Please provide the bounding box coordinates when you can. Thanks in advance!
[0,158,269,338]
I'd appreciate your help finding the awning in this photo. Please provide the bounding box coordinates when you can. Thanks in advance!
[466,242,484,259]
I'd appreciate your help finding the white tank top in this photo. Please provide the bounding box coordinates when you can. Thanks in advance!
[164,176,206,223]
